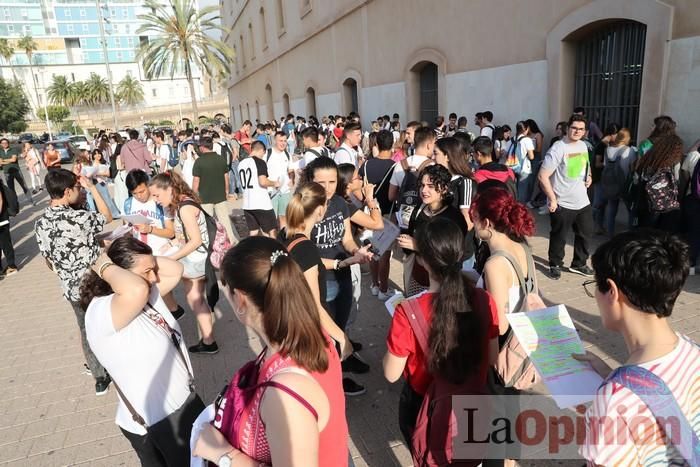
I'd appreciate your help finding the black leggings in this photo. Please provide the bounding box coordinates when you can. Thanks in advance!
[326,267,353,331]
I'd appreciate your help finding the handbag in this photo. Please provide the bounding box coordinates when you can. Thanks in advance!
[111,303,204,467]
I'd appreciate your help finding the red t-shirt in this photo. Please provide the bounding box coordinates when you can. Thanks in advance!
[234,130,251,153]
[386,289,499,395]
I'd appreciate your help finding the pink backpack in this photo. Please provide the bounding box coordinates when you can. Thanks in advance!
[402,296,489,467]
[178,199,232,269]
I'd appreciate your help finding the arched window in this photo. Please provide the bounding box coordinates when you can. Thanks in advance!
[306,87,316,117]
[259,8,268,49]
[233,45,239,74]
[276,0,285,34]
[409,61,438,124]
[255,100,261,121]
[265,84,273,121]
[239,34,246,67]
[342,78,358,114]
[282,93,290,115]
[248,23,255,59]
[246,102,251,120]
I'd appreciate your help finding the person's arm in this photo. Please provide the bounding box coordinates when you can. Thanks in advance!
[192,176,200,193]
[349,185,384,230]
[258,174,280,188]
[526,148,535,161]
[80,175,113,223]
[483,258,513,335]
[153,256,184,296]
[303,266,352,359]
[340,218,372,262]
[133,217,175,239]
[383,352,408,383]
[388,183,399,202]
[538,167,557,212]
[92,252,150,331]
[171,204,204,260]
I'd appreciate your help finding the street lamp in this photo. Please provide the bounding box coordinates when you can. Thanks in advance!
[96,0,119,131]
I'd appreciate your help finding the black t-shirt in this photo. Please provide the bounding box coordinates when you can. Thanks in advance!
[283,233,327,309]
[311,194,350,281]
[449,175,476,258]
[592,141,607,183]
[408,203,469,249]
[359,158,396,213]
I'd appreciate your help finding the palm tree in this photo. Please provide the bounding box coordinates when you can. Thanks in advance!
[116,75,145,107]
[47,75,72,106]
[69,80,88,126]
[136,0,233,121]
[17,35,41,117]
[0,38,18,83]
[84,72,110,107]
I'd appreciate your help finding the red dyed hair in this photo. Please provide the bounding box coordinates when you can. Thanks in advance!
[470,188,535,241]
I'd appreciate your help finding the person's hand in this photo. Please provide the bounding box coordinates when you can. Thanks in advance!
[338,334,353,361]
[193,424,235,463]
[585,174,592,188]
[572,351,613,378]
[355,243,374,263]
[133,224,150,234]
[397,234,417,251]
[274,179,282,188]
[227,193,237,200]
[362,183,376,202]
[78,175,94,189]
[548,198,558,213]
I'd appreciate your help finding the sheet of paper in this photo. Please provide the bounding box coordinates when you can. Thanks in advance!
[95,224,132,244]
[506,305,604,408]
[81,166,99,178]
[384,292,406,317]
[122,214,153,225]
[371,220,401,257]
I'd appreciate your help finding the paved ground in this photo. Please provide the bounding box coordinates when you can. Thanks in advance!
[0,187,698,467]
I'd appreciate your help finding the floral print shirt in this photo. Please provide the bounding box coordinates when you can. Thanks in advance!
[35,205,105,301]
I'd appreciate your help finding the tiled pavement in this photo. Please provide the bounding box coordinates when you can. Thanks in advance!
[1,190,698,467]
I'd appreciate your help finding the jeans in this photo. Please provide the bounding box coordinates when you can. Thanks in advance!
[398,381,424,450]
[516,173,533,204]
[69,301,107,380]
[605,197,633,235]
[86,181,121,219]
[0,222,16,269]
[548,204,593,268]
[325,267,353,331]
[202,200,237,243]
[229,160,241,194]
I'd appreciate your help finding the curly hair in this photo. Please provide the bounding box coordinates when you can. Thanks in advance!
[149,171,200,214]
[470,187,535,242]
[636,134,684,174]
[418,163,453,206]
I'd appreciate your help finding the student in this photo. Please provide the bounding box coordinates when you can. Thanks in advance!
[300,126,330,169]
[82,236,204,465]
[334,122,363,167]
[237,140,280,237]
[598,128,637,235]
[576,230,699,466]
[35,169,113,395]
[83,149,121,219]
[510,121,535,203]
[149,172,219,354]
[0,179,17,278]
[152,130,171,173]
[479,111,495,139]
[22,141,43,193]
[0,138,34,205]
[384,217,498,447]
[265,131,295,229]
[193,236,350,467]
[472,136,517,196]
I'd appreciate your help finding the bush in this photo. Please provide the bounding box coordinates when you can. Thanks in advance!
[8,121,28,133]
[60,120,83,135]
[39,105,70,124]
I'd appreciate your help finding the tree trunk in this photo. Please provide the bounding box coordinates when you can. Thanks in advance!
[184,51,198,125]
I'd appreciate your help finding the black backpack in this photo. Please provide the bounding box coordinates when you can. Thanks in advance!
[600,147,630,200]
[394,158,429,230]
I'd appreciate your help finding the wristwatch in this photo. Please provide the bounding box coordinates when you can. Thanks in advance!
[218,450,235,467]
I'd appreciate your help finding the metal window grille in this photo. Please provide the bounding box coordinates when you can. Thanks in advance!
[574,21,646,140]
[419,63,438,125]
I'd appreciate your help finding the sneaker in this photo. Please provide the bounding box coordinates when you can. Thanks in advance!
[370,284,379,296]
[343,377,366,396]
[188,339,219,355]
[526,201,535,209]
[171,305,185,320]
[377,289,396,301]
[537,206,549,215]
[341,353,370,374]
[568,265,594,278]
[95,375,111,396]
[2,267,18,277]
[82,363,92,376]
[350,340,363,352]
[549,266,562,280]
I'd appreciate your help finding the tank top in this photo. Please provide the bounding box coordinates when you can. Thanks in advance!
[237,340,348,466]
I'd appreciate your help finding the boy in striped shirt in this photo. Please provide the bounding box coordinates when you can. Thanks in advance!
[574,230,699,466]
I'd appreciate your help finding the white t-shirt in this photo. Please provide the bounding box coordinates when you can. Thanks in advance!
[480,125,495,139]
[515,135,535,175]
[155,144,170,172]
[238,156,273,211]
[296,146,329,170]
[390,155,431,188]
[123,197,170,253]
[85,286,193,435]
[266,148,293,194]
[334,143,360,166]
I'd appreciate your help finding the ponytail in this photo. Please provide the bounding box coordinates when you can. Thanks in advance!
[286,182,327,235]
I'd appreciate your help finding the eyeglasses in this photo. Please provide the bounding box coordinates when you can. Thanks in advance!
[569,126,586,133]
[582,279,597,298]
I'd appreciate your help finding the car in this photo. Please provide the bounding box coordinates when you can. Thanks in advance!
[43,140,78,164]
[18,133,38,144]
[68,135,90,151]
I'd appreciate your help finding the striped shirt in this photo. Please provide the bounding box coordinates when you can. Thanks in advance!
[580,334,700,466]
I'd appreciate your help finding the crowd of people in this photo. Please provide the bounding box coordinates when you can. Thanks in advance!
[0,106,696,467]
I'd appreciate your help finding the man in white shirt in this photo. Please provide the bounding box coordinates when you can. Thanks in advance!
[388,126,436,202]
[265,131,294,228]
[479,111,495,139]
[297,126,330,169]
[153,131,171,173]
[334,122,363,166]
[238,141,281,237]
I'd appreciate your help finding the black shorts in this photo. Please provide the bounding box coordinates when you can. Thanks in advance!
[244,209,277,233]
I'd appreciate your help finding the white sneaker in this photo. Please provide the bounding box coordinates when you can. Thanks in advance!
[537,206,549,215]
[526,201,535,209]
[370,284,380,296]
[378,289,396,301]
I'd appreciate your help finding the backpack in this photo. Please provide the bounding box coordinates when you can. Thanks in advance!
[488,247,545,389]
[504,137,522,174]
[177,199,232,269]
[394,158,431,230]
[690,158,700,200]
[327,131,339,149]
[265,147,290,163]
[165,143,179,168]
[644,168,680,213]
[600,147,629,199]
[401,298,488,467]
[306,148,330,160]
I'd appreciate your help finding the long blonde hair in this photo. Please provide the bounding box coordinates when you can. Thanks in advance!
[149,171,200,213]
[286,182,327,235]
[613,128,631,147]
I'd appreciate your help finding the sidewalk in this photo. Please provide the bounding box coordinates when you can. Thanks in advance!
[0,192,698,466]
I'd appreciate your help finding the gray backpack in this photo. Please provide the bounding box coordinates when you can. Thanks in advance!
[601,147,629,199]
